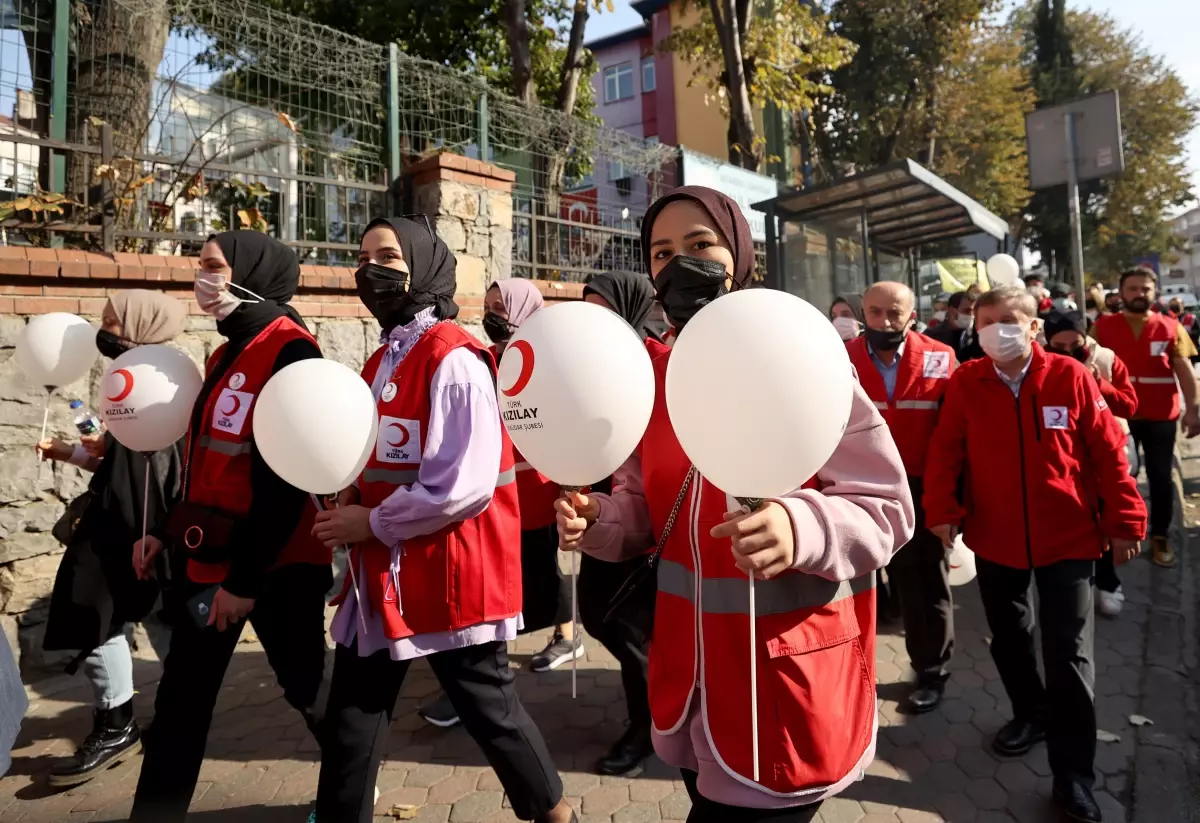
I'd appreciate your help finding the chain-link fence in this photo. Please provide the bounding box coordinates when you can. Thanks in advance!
[0,0,679,276]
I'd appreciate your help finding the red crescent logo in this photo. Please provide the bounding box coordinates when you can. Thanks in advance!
[106,369,134,403]
[220,394,242,416]
[386,422,410,448]
[501,340,535,397]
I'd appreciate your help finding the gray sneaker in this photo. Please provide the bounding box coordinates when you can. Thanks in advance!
[417,692,460,728]
[530,632,584,672]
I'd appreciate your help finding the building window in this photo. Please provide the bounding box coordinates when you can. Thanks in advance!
[645,135,660,146]
[609,159,626,181]
[642,57,656,93]
[604,63,634,102]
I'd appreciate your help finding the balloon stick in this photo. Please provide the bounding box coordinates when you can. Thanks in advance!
[140,460,150,572]
[315,494,370,641]
[561,484,584,700]
[35,391,50,474]
[736,496,764,783]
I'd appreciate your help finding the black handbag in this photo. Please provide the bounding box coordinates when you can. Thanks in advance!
[603,466,695,625]
[52,492,93,546]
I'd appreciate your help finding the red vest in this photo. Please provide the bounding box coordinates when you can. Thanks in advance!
[353,323,522,639]
[642,350,877,796]
[846,333,955,478]
[184,316,330,584]
[1094,313,1180,421]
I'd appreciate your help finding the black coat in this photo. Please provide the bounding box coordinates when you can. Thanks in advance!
[43,434,184,654]
[925,321,985,363]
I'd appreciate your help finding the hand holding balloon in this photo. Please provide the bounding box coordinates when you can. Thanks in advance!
[554,492,599,552]
[132,535,164,581]
[312,505,373,548]
[710,502,796,580]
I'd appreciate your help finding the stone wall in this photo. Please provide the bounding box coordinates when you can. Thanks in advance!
[0,153,585,675]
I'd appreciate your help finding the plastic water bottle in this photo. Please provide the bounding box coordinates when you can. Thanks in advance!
[70,400,101,437]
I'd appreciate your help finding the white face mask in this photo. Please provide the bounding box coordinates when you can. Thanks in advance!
[1086,309,1098,322]
[194,272,264,321]
[952,313,973,331]
[832,316,861,341]
[978,323,1030,364]
[933,310,947,323]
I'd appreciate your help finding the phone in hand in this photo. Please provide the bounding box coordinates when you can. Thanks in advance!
[186,585,221,630]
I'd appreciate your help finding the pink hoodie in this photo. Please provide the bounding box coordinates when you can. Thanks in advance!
[578,376,915,809]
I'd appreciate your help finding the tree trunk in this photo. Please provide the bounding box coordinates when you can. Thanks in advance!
[556,0,590,114]
[708,0,759,170]
[501,0,537,106]
[66,0,170,231]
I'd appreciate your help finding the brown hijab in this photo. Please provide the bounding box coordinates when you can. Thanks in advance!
[107,289,187,345]
[639,185,756,287]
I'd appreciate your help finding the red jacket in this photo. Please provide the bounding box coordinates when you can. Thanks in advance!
[183,317,330,584]
[1093,312,1181,421]
[923,343,1146,569]
[1091,351,1138,420]
[643,350,877,796]
[847,332,955,478]
[349,323,522,639]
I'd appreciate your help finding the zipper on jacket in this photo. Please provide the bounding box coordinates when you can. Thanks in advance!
[1013,391,1035,567]
[1031,394,1041,443]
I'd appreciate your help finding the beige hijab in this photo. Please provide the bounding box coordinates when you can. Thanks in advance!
[107,289,187,345]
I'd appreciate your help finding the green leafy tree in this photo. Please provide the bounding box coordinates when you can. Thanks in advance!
[659,0,856,171]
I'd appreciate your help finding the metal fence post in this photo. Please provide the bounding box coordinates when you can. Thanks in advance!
[100,124,114,253]
[48,0,70,247]
[387,43,402,216]
[477,86,490,164]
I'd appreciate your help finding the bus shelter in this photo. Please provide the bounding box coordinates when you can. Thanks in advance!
[754,160,1010,315]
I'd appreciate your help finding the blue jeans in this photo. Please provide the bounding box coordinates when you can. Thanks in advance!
[83,620,171,710]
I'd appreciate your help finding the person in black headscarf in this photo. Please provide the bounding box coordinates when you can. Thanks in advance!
[129,232,332,823]
[310,218,576,823]
[574,271,664,776]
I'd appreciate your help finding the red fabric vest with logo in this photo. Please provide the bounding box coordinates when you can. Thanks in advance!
[353,323,522,639]
[846,333,955,478]
[184,316,330,584]
[1094,313,1180,421]
[641,349,877,796]
[489,343,559,531]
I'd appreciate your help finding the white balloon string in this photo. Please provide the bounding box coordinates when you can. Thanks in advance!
[35,399,49,474]
[749,572,759,783]
[315,493,371,642]
[140,460,151,572]
[571,548,578,700]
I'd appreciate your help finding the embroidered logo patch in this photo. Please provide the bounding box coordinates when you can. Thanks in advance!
[376,416,420,464]
[212,388,254,435]
[923,350,951,379]
[1150,341,1169,357]
[1042,406,1070,430]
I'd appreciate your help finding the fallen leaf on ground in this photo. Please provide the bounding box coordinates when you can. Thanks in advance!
[1096,729,1121,743]
[1129,714,1154,727]
[386,806,418,820]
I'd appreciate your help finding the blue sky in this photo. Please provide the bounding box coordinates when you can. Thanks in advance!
[585,0,1200,209]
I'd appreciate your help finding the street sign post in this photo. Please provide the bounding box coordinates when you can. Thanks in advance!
[1025,91,1124,306]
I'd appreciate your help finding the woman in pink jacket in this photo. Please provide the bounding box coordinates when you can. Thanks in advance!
[556,186,914,822]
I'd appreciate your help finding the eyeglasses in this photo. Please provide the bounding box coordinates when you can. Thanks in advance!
[398,213,435,242]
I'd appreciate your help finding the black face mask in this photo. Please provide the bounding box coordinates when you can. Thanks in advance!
[654,255,729,330]
[482,311,514,345]
[865,326,908,352]
[1050,345,1089,363]
[96,329,135,360]
[355,263,415,329]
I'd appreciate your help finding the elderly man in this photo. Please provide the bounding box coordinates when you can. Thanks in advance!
[847,281,957,713]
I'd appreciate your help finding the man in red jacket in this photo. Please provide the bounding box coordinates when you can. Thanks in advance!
[925,286,1146,823]
[851,282,957,714]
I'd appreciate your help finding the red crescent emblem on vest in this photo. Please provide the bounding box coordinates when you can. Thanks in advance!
[501,340,535,397]
[106,369,134,402]
[386,422,410,448]
[220,394,242,416]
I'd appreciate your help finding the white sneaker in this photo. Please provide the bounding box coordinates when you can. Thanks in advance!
[1097,587,1124,617]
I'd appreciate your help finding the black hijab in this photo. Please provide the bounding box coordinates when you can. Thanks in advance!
[584,271,656,338]
[210,231,306,343]
[364,217,459,329]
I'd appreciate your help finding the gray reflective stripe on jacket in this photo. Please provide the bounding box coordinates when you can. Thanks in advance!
[197,435,253,456]
[362,467,517,487]
[656,558,874,618]
[1133,376,1176,385]
[872,400,938,411]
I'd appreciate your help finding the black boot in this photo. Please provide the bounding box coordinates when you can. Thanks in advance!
[48,699,141,787]
[596,725,653,776]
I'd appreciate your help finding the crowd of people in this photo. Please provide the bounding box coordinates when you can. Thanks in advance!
[2,183,1189,823]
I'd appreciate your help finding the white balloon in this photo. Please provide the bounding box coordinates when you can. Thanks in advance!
[666,290,854,499]
[100,345,203,453]
[948,537,977,586]
[16,312,97,388]
[498,301,655,486]
[986,254,1021,287]
[253,359,379,496]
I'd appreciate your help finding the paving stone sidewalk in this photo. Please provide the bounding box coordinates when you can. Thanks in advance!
[3,453,1198,823]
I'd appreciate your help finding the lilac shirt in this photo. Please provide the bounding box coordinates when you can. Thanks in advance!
[331,310,523,659]
[579,378,915,808]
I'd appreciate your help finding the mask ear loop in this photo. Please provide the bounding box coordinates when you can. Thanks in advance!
[227,281,266,304]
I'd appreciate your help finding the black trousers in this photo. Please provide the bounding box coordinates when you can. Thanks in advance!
[1128,418,1177,538]
[578,553,653,731]
[315,640,563,823]
[519,524,572,634]
[976,557,1096,785]
[681,770,821,822]
[130,563,332,823]
[887,479,954,685]
[1095,549,1121,593]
